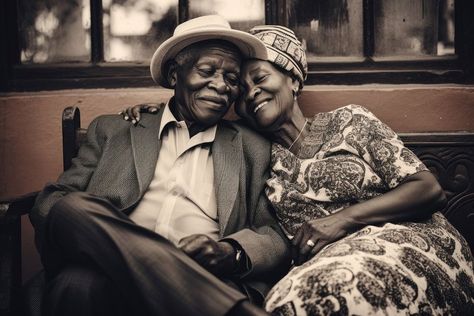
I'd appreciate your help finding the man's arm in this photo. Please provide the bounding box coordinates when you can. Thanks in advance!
[30,117,104,254]
[179,124,291,280]
[223,124,291,278]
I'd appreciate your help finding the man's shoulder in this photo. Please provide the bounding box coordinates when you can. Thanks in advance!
[219,120,271,157]
[90,113,141,131]
[93,113,128,123]
[223,120,270,144]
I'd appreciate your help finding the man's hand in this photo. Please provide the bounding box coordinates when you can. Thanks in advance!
[179,234,237,276]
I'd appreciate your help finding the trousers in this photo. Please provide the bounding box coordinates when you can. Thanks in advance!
[41,192,247,316]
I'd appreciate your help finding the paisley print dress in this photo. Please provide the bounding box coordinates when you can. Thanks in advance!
[264,105,474,315]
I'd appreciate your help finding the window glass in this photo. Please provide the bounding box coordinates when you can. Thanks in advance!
[103,0,178,62]
[288,0,364,61]
[188,0,265,31]
[18,0,90,63]
[374,0,455,58]
[438,0,455,56]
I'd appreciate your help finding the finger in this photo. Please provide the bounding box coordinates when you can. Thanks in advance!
[125,107,138,124]
[179,235,206,257]
[308,240,326,259]
[180,234,213,258]
[144,104,160,114]
[291,231,303,261]
[118,109,129,120]
[121,107,130,121]
[132,105,141,122]
[300,239,326,264]
[125,107,136,123]
[296,237,317,266]
[294,225,311,264]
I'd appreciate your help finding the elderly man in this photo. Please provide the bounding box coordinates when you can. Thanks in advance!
[30,15,290,316]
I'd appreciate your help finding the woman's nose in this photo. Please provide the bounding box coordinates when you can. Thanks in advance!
[246,86,261,101]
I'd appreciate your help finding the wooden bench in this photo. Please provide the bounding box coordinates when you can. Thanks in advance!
[1,106,473,316]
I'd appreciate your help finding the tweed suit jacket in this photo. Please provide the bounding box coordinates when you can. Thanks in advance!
[31,107,291,295]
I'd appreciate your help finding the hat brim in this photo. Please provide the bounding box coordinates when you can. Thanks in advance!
[150,29,267,88]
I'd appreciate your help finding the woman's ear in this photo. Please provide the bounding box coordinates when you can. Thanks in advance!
[291,78,300,97]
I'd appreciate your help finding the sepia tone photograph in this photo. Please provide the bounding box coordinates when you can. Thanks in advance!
[1,1,473,315]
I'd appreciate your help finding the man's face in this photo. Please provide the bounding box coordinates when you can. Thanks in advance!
[171,43,242,130]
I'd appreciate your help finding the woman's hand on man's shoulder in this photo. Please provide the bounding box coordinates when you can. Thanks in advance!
[118,103,163,125]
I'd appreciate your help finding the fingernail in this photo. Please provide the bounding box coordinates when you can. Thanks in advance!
[118,111,122,115]
[132,119,136,124]
[124,115,129,120]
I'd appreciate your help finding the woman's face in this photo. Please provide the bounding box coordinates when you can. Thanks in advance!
[237,59,298,132]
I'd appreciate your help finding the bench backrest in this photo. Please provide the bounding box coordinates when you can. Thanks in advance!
[62,106,474,254]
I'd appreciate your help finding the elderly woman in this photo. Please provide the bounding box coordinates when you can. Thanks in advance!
[123,25,474,315]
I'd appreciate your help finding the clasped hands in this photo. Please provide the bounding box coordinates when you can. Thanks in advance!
[179,234,238,277]
[291,213,354,265]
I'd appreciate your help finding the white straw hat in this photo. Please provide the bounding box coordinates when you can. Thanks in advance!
[150,15,268,88]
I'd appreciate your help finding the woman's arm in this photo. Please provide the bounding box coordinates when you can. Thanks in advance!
[292,170,447,265]
[344,170,446,225]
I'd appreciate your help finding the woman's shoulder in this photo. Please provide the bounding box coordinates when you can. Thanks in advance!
[306,104,374,132]
[316,104,385,130]
[327,104,376,118]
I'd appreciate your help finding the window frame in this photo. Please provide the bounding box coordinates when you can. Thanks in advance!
[1,0,473,92]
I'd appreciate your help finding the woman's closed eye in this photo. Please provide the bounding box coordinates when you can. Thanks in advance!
[254,74,268,84]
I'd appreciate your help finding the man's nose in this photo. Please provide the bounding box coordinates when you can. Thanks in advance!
[208,74,229,94]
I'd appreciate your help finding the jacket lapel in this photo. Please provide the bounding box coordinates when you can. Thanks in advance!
[213,124,242,235]
[130,110,164,195]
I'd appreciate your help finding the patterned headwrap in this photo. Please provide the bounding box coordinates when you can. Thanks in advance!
[249,25,308,88]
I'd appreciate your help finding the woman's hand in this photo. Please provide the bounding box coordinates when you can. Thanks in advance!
[291,171,446,266]
[292,213,354,265]
[118,103,162,124]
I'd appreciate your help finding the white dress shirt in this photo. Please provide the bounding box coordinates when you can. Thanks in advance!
[130,104,219,245]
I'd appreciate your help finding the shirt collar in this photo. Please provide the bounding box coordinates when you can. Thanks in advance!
[159,101,217,144]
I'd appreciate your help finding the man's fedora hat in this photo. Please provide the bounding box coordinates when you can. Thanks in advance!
[150,15,268,88]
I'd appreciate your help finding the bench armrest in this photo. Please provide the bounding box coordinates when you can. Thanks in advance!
[0,191,39,219]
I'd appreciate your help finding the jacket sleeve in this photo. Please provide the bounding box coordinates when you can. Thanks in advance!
[224,126,291,279]
[30,117,104,253]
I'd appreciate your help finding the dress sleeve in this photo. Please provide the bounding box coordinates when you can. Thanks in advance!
[345,105,428,189]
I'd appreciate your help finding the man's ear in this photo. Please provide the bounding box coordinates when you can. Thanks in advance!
[167,62,178,88]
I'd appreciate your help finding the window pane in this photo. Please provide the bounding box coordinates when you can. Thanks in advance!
[374,0,455,58]
[288,0,364,61]
[18,0,90,63]
[188,0,265,31]
[438,0,455,56]
[103,0,178,62]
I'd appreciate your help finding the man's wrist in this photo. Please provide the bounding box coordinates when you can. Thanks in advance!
[221,239,248,275]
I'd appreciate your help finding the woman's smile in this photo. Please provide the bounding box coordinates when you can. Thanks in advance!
[253,100,269,113]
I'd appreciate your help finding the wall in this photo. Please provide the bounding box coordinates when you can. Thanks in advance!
[0,84,473,282]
